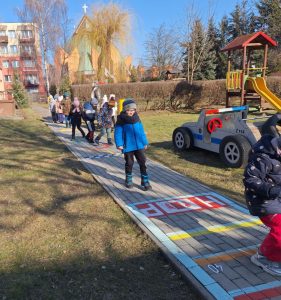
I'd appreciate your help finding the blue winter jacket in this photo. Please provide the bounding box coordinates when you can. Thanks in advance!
[244,134,281,216]
[114,114,148,153]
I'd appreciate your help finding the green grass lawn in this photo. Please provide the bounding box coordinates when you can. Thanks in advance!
[140,111,245,203]
[0,109,198,299]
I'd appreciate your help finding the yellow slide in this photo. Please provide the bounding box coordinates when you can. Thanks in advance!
[247,77,281,111]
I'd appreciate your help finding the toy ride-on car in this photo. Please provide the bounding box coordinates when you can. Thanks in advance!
[172,106,263,168]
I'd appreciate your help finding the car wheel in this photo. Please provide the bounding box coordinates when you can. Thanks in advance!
[172,127,193,151]
[219,135,251,168]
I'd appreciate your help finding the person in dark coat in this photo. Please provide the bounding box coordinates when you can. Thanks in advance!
[261,113,281,137]
[82,98,98,143]
[114,99,152,191]
[69,97,85,140]
[95,99,115,145]
[244,134,281,276]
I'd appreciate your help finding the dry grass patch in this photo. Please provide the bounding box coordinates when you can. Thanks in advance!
[0,109,199,299]
[140,111,245,203]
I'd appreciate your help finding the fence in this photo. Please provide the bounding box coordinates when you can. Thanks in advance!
[71,77,281,111]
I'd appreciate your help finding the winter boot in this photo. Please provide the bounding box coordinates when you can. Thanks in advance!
[88,131,94,143]
[125,173,133,189]
[108,138,113,145]
[95,136,100,145]
[141,174,152,191]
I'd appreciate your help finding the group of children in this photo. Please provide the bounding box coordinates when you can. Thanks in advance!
[49,93,152,191]
[49,93,72,127]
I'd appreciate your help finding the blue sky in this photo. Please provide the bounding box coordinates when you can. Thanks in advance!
[0,0,246,64]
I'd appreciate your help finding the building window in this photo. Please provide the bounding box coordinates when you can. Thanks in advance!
[0,46,8,54]
[27,88,39,93]
[0,31,6,36]
[26,74,38,84]
[4,75,12,82]
[8,30,16,38]
[22,45,34,54]
[23,60,35,68]
[21,30,33,38]
[2,60,9,68]
[9,45,18,54]
[11,61,19,68]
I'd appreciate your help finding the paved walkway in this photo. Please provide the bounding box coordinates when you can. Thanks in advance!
[35,105,281,300]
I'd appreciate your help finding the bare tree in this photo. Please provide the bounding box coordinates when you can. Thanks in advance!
[17,0,67,95]
[72,3,131,82]
[181,2,214,83]
[144,24,182,78]
[57,2,72,79]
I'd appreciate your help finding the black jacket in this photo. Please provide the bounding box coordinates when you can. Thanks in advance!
[261,113,281,137]
[244,134,281,216]
[69,104,83,121]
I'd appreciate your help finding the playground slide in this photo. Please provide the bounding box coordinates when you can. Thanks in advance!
[247,77,281,111]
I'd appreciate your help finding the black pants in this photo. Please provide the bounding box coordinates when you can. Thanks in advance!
[72,118,85,138]
[51,111,57,122]
[124,149,147,175]
[112,116,116,127]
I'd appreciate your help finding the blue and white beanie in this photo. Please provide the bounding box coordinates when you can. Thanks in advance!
[123,98,137,111]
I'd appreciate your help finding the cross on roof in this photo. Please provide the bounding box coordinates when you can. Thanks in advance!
[82,4,88,14]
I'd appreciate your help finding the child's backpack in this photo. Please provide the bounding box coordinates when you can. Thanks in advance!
[83,101,95,121]
[51,102,56,113]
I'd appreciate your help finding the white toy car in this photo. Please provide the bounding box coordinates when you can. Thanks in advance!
[172,106,263,168]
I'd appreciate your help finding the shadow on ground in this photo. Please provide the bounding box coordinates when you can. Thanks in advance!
[0,111,200,300]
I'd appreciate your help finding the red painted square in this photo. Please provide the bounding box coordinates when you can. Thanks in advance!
[262,288,280,298]
[136,204,149,209]
[234,295,253,300]
[248,292,266,300]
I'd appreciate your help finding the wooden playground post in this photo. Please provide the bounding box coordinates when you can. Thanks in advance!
[226,51,231,107]
[246,48,251,75]
[241,46,247,105]
[263,44,268,77]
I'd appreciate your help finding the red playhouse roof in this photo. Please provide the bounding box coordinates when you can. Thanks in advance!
[221,31,277,52]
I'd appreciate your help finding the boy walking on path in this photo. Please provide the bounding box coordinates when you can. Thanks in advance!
[114,99,152,191]
[244,134,281,276]
[69,97,85,140]
[95,98,115,145]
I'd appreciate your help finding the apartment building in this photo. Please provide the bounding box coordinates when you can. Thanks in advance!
[0,23,45,95]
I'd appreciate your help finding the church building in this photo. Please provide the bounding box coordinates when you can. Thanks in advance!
[54,5,132,84]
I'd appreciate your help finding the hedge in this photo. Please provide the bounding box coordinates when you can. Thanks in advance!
[71,77,281,111]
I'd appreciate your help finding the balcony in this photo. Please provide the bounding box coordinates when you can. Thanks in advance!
[24,80,39,87]
[0,36,8,43]
[20,51,34,58]
[22,67,37,72]
[19,36,35,43]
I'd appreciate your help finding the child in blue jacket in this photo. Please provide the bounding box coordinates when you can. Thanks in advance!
[114,99,152,190]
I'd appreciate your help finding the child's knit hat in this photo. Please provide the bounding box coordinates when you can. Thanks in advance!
[91,98,99,106]
[123,98,136,111]
[108,99,116,107]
